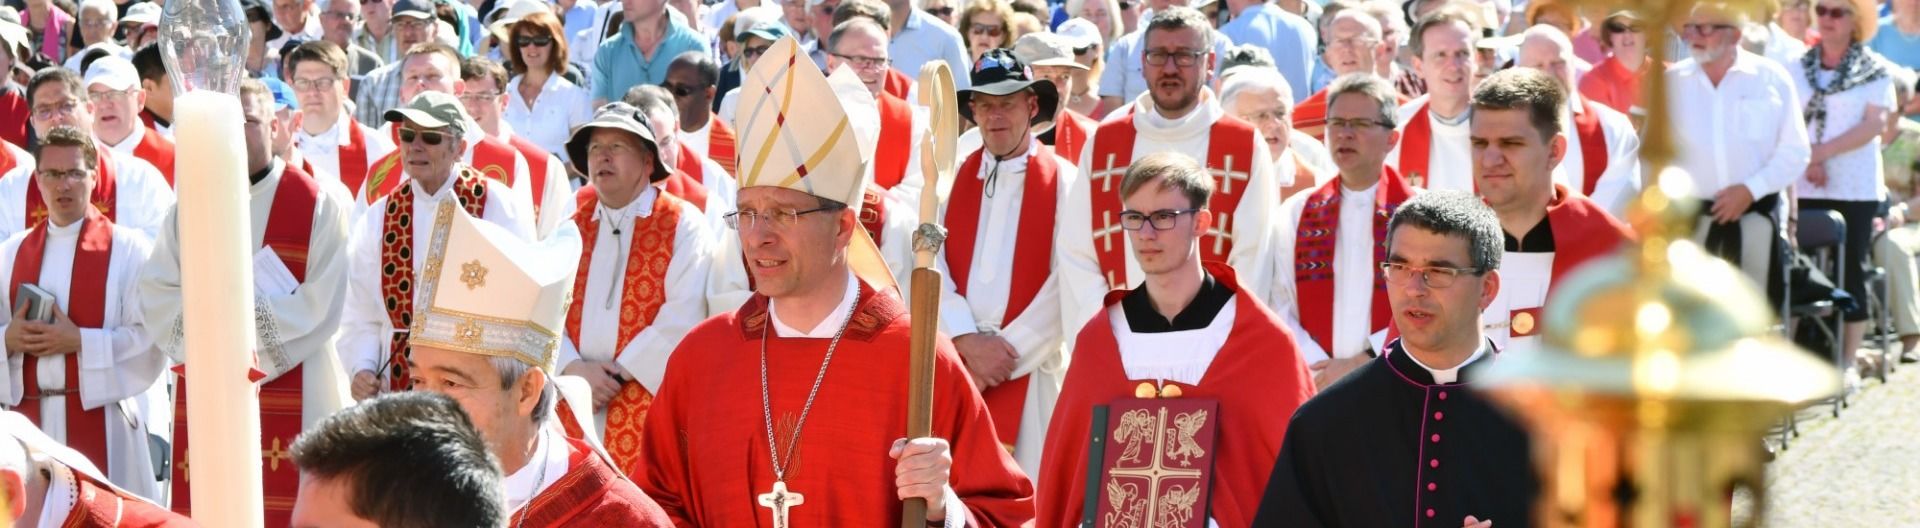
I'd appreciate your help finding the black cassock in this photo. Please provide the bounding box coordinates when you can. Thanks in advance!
[1254,339,1539,528]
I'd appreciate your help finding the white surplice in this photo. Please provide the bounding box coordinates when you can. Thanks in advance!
[556,185,714,431]
[137,159,355,428]
[1549,97,1642,218]
[296,112,398,199]
[0,219,164,500]
[496,122,579,241]
[0,151,174,243]
[1060,90,1281,348]
[1272,178,1384,363]
[933,140,1077,475]
[1387,95,1474,192]
[339,172,536,386]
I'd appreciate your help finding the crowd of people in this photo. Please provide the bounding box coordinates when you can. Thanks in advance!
[0,0,1903,524]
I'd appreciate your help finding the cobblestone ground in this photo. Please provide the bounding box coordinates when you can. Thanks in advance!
[1733,348,1920,527]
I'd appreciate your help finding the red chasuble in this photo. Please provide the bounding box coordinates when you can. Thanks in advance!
[511,436,672,527]
[1293,169,1415,351]
[565,186,684,477]
[64,467,197,527]
[1085,112,1259,289]
[1037,263,1315,528]
[638,279,1035,527]
[170,165,323,524]
[130,127,175,187]
[709,117,739,176]
[505,134,553,214]
[1569,97,1610,196]
[377,171,488,391]
[873,93,914,190]
[1052,109,1096,165]
[947,147,1060,452]
[25,148,120,229]
[9,210,114,473]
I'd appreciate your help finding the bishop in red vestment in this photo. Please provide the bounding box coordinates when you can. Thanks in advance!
[0,411,193,527]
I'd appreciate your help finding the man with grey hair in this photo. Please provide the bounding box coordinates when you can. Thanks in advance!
[1294,4,1399,139]
[1272,73,1416,388]
[317,0,386,75]
[1220,66,1331,201]
[1256,189,1534,528]
[1515,23,1641,217]
[1063,6,1282,348]
[1667,1,1809,293]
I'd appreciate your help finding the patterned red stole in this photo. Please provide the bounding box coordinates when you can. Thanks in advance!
[873,93,913,190]
[170,164,323,525]
[948,147,1060,451]
[1085,111,1259,289]
[9,210,113,470]
[1053,109,1096,166]
[1398,103,1434,189]
[378,171,489,391]
[505,133,553,215]
[564,186,683,477]
[1293,168,1415,350]
[25,149,119,229]
[709,117,738,176]
[858,185,888,249]
[1570,97,1609,196]
[131,126,175,187]
[336,121,371,194]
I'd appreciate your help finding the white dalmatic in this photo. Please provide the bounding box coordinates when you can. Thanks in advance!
[137,159,356,427]
[1481,252,1554,355]
[0,221,165,500]
[0,153,175,242]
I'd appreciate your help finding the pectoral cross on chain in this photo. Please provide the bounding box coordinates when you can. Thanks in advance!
[757,480,805,528]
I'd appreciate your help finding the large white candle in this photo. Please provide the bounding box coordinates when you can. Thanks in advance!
[174,89,264,528]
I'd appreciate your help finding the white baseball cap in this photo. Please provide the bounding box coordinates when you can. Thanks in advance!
[1056,17,1102,50]
[83,56,139,91]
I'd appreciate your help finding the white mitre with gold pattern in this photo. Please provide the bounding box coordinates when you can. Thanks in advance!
[409,200,581,373]
[732,35,880,207]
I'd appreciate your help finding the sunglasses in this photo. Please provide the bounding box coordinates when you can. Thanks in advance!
[1814,5,1852,18]
[743,44,772,58]
[925,6,953,17]
[1117,0,1136,9]
[399,128,448,146]
[662,82,698,97]
[515,35,554,47]
[969,23,1004,37]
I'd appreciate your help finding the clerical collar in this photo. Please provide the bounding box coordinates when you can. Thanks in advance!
[1503,213,1555,253]
[1399,338,1494,384]
[502,427,568,513]
[768,270,860,338]
[248,162,274,187]
[1121,270,1234,333]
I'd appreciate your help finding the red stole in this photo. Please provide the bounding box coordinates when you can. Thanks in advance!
[10,211,113,470]
[1052,110,1096,166]
[882,68,912,100]
[67,468,197,527]
[26,149,119,229]
[873,93,913,189]
[1036,263,1315,528]
[511,437,673,526]
[336,121,372,195]
[564,186,683,477]
[1570,97,1609,196]
[708,118,738,176]
[1085,111,1259,289]
[130,127,175,187]
[1292,169,1415,350]
[1398,102,1434,188]
[659,168,710,211]
[947,147,1060,450]
[0,142,21,176]
[170,164,323,525]
[506,134,553,214]
[858,185,888,249]
[378,172,489,391]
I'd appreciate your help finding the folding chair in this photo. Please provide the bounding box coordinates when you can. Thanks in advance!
[1792,208,1851,418]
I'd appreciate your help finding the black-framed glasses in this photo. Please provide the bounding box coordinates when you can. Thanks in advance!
[1118,208,1199,231]
[1380,262,1483,289]
[831,52,890,69]
[743,45,772,59]
[34,168,92,181]
[398,128,448,145]
[1143,49,1205,66]
[724,206,840,230]
[1326,117,1393,132]
[1681,23,1736,35]
[515,35,554,47]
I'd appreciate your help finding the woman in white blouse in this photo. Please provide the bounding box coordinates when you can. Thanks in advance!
[1791,0,1897,375]
[505,11,595,165]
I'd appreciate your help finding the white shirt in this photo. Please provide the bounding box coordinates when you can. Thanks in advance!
[1388,95,1475,192]
[556,185,714,395]
[1667,50,1812,200]
[1550,97,1643,217]
[1272,178,1380,362]
[682,118,714,161]
[504,427,570,513]
[505,74,596,162]
[1788,62,1895,202]
[0,152,174,243]
[341,174,537,378]
[297,113,398,191]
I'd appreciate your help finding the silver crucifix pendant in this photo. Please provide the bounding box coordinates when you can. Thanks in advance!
[757,480,805,528]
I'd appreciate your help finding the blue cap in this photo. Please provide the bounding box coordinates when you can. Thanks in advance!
[262,77,299,111]
[737,20,793,43]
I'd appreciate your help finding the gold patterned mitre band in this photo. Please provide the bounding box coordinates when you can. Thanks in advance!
[409,200,581,373]
[732,36,879,207]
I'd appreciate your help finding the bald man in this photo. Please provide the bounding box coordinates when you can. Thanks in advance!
[1514,24,1642,217]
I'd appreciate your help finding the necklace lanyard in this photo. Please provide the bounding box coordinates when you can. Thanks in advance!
[598,203,632,310]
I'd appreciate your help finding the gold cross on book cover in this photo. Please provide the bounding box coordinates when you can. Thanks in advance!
[1084,396,1220,528]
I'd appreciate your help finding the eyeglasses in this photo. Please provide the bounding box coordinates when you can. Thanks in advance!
[289,76,338,91]
[515,35,554,47]
[1602,20,1640,33]
[321,10,360,21]
[34,168,92,181]
[662,82,699,97]
[1143,49,1206,66]
[1326,36,1380,49]
[85,88,132,103]
[724,206,839,230]
[31,101,78,120]
[925,6,953,17]
[743,45,772,59]
[1118,208,1199,231]
[968,23,1004,37]
[458,91,502,102]
[831,52,890,69]
[395,18,431,30]
[1681,23,1736,35]
[1380,262,1483,289]
[398,128,449,145]
[1814,5,1852,18]
[1326,117,1393,132]
[586,142,639,157]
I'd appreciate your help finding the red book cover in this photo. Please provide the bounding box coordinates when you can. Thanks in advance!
[1091,396,1221,528]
